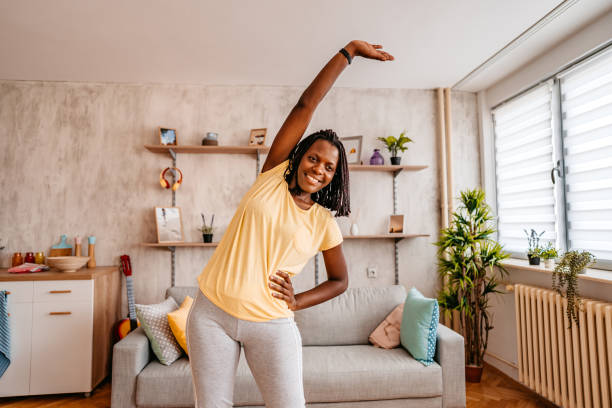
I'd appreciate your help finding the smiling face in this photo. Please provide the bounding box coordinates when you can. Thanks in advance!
[295,139,339,194]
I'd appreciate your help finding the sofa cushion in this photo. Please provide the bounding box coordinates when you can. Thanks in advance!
[400,287,440,366]
[135,297,183,366]
[136,345,442,407]
[301,345,442,403]
[295,286,407,345]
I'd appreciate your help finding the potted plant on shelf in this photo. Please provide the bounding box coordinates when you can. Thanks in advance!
[436,189,509,383]
[200,213,215,243]
[524,229,544,265]
[552,250,596,327]
[540,242,559,268]
[377,131,413,165]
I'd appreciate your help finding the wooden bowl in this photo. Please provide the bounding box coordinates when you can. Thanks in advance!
[46,256,90,273]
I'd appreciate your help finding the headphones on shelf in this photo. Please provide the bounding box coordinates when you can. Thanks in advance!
[159,167,183,191]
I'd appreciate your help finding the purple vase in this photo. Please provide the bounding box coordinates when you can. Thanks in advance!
[370,149,384,165]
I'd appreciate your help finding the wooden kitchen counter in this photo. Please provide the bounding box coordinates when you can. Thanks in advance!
[0,265,118,281]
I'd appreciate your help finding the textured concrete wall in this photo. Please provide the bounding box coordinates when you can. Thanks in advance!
[0,80,479,312]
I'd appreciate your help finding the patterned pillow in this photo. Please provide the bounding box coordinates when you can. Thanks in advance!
[135,297,183,365]
[399,287,439,366]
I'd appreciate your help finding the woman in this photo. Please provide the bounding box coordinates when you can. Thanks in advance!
[186,40,394,408]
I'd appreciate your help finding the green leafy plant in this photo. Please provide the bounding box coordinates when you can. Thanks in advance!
[552,250,596,327]
[540,242,559,260]
[524,229,544,257]
[377,131,413,157]
[436,189,509,367]
[199,213,215,234]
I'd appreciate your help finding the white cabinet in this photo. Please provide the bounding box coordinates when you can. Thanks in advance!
[0,268,119,398]
[30,279,94,394]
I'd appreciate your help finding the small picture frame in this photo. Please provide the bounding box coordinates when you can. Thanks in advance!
[388,214,404,233]
[340,136,363,165]
[155,207,184,243]
[249,128,267,146]
[160,128,178,146]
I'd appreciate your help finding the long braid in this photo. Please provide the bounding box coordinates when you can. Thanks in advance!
[284,129,351,217]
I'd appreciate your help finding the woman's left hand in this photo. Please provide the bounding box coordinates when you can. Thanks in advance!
[269,271,298,311]
[350,40,394,61]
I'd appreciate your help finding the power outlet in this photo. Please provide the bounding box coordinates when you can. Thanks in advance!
[367,266,377,279]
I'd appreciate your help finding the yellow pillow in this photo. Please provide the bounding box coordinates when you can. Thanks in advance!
[167,295,194,356]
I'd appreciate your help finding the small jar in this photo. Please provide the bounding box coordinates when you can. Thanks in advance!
[370,149,384,165]
[35,252,45,264]
[11,252,23,267]
[24,252,35,263]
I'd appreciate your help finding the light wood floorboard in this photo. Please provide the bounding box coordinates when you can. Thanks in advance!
[0,363,557,407]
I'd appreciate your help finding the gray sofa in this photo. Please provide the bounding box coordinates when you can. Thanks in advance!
[111,285,466,408]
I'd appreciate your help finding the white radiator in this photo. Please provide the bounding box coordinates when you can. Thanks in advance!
[514,284,612,408]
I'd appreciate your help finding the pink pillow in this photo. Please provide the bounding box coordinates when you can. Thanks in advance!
[368,304,403,349]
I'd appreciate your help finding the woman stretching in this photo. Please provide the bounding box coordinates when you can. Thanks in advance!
[186,40,394,407]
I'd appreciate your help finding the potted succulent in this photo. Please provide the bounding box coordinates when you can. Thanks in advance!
[377,131,413,165]
[436,189,509,383]
[540,242,559,269]
[552,250,596,327]
[524,229,544,265]
[200,213,215,243]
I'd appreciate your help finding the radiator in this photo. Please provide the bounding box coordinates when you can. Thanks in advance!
[514,284,612,408]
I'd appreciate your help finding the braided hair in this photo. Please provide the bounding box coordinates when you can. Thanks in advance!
[284,129,351,217]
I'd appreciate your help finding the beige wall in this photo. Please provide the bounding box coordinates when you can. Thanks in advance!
[0,80,479,314]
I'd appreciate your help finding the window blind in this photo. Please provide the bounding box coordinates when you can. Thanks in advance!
[493,83,557,254]
[560,48,612,262]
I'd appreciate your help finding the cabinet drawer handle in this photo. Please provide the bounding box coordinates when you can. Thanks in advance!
[49,290,72,294]
[49,312,72,315]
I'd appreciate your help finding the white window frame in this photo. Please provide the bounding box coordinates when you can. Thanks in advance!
[487,42,612,271]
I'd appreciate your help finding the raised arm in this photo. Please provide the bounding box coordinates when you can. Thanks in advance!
[261,40,394,173]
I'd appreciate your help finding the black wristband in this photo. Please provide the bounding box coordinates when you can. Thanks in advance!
[339,48,352,64]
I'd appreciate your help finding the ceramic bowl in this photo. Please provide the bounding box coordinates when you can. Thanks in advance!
[46,256,90,273]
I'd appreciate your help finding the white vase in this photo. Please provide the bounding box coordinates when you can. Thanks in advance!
[544,258,554,269]
[350,223,359,236]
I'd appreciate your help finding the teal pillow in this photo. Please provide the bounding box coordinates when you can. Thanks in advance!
[400,287,439,366]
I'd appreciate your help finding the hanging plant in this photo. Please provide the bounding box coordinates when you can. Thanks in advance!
[551,250,596,327]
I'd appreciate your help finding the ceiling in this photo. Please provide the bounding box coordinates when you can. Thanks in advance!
[0,0,611,91]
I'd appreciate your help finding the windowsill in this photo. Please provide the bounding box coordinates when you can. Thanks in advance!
[502,258,612,285]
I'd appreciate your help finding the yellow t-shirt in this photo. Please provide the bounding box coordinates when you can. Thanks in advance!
[197,159,344,322]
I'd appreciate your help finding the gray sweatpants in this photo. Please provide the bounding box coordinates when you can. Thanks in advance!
[186,289,305,408]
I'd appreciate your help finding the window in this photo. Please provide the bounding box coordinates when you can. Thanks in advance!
[492,46,612,268]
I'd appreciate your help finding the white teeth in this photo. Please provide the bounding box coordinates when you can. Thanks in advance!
[306,174,320,184]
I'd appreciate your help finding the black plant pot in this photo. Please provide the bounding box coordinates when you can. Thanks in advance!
[390,156,402,165]
[528,255,540,265]
[203,233,213,243]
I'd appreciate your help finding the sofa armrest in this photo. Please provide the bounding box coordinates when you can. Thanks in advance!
[435,324,466,408]
[111,327,152,408]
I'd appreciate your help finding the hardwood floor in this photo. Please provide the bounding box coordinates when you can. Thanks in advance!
[466,364,558,408]
[0,363,555,407]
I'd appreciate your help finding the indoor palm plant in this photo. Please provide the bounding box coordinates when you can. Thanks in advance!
[436,189,509,382]
[552,250,595,327]
[377,130,413,165]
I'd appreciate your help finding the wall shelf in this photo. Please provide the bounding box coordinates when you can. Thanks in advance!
[348,164,427,173]
[141,234,430,249]
[344,233,430,241]
[141,242,219,249]
[144,144,270,156]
